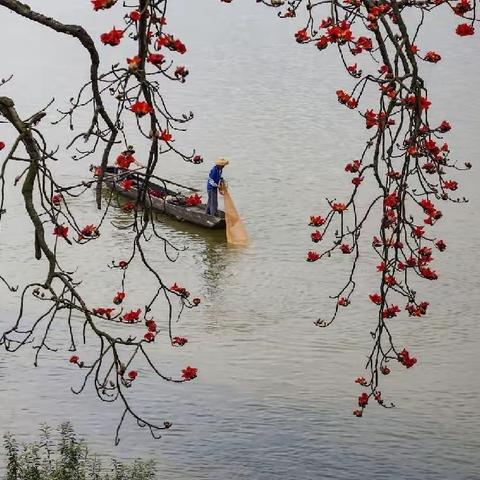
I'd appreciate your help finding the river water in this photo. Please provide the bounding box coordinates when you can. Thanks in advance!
[1,1,479,479]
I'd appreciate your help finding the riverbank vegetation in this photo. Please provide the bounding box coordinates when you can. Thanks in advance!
[3,423,155,480]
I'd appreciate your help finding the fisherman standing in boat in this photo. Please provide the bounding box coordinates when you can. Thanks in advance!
[206,157,229,216]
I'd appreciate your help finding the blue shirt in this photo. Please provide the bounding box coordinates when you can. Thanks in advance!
[207,165,223,191]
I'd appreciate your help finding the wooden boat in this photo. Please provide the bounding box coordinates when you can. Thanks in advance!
[101,166,226,229]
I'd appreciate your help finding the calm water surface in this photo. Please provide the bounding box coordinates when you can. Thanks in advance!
[0,2,479,479]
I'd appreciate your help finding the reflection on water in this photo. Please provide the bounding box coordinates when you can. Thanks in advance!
[1,1,480,479]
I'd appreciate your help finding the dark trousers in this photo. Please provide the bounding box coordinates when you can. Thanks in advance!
[206,189,218,216]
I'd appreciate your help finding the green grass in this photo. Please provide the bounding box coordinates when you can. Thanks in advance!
[3,423,155,480]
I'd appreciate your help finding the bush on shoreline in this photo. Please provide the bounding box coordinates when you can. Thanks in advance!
[3,423,155,480]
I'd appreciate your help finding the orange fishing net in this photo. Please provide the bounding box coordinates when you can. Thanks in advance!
[221,185,249,246]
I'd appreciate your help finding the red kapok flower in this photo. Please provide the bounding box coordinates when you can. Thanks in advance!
[307,251,320,262]
[146,319,157,332]
[186,194,202,206]
[192,297,201,306]
[52,194,62,205]
[172,336,188,346]
[443,180,458,191]
[181,366,198,380]
[118,260,128,269]
[144,331,155,342]
[295,28,310,43]
[311,230,322,243]
[0,141,5,150]
[456,23,475,36]
[129,10,141,21]
[69,355,79,364]
[130,101,153,117]
[369,293,382,305]
[123,309,141,323]
[92,0,116,11]
[355,376,367,385]
[424,51,441,63]
[353,409,363,417]
[340,244,352,254]
[147,53,165,66]
[100,27,123,46]
[398,349,417,368]
[435,239,447,251]
[121,178,135,191]
[128,370,138,380]
[158,130,172,142]
[358,392,369,407]
[331,202,347,212]
[381,366,391,375]
[53,224,69,238]
[309,215,325,226]
[127,56,141,71]
[113,291,126,305]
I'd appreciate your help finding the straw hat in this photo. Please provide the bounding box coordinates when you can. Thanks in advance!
[215,157,229,167]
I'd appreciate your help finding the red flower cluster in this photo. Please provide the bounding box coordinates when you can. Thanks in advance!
[338,297,349,306]
[364,109,395,129]
[130,101,153,117]
[424,51,441,63]
[116,152,136,169]
[358,392,369,407]
[443,180,458,191]
[405,301,429,317]
[147,53,165,66]
[311,230,322,243]
[398,349,417,368]
[404,95,431,111]
[53,224,69,238]
[340,244,352,254]
[69,355,79,364]
[355,376,367,385]
[331,202,347,212]
[157,34,187,53]
[345,160,361,173]
[171,282,190,297]
[336,90,358,109]
[181,366,198,380]
[453,0,472,15]
[295,28,310,43]
[113,291,125,305]
[435,239,447,251]
[52,194,62,205]
[309,215,325,226]
[92,0,116,11]
[121,178,135,191]
[93,307,115,319]
[186,193,202,206]
[128,370,138,380]
[306,251,320,262]
[175,66,189,81]
[456,23,475,36]
[127,56,141,71]
[123,309,141,323]
[158,130,172,142]
[369,293,382,305]
[79,224,97,240]
[100,27,123,46]
[172,336,188,346]
[129,10,141,21]
[0,141,5,150]
[382,304,401,319]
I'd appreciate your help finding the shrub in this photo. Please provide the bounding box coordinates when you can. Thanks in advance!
[3,423,155,480]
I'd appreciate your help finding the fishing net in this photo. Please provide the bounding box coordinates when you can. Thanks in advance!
[221,185,249,246]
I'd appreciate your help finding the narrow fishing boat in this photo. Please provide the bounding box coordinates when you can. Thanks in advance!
[99,166,226,229]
